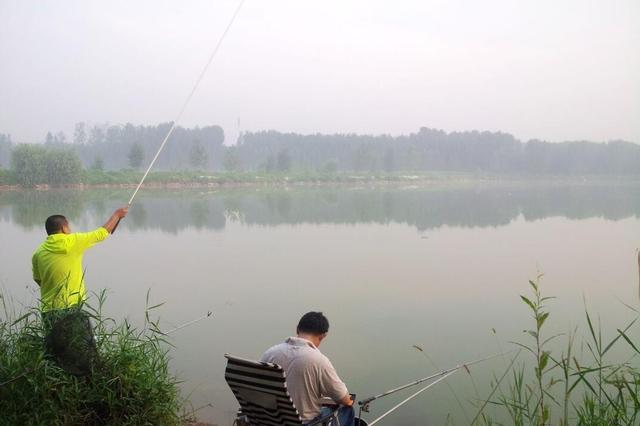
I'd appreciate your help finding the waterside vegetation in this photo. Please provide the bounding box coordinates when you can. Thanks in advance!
[474,278,640,425]
[0,291,191,426]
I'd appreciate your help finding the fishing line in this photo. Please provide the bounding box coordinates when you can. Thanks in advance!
[127,0,246,207]
[162,310,213,335]
[358,350,515,408]
[412,345,471,423]
[469,349,521,424]
[367,370,457,426]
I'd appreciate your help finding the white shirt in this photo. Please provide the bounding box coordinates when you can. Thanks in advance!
[260,336,349,422]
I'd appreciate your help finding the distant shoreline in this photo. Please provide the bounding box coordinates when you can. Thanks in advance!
[1,172,638,193]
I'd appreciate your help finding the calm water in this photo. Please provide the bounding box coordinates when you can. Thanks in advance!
[1,183,639,425]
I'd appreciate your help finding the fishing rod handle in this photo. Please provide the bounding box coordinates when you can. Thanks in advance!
[111,217,122,234]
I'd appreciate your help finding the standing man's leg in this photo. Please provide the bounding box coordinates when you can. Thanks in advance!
[43,307,98,376]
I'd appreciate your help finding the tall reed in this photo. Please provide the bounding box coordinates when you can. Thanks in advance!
[0,290,186,426]
[473,277,640,425]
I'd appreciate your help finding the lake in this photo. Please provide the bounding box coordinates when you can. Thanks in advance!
[1,182,639,425]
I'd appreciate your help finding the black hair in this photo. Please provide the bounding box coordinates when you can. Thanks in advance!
[45,215,68,235]
[297,312,329,335]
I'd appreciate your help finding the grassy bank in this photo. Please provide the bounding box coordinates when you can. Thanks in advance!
[0,291,193,426]
[2,168,639,190]
[473,279,640,425]
[80,169,486,186]
[0,168,494,189]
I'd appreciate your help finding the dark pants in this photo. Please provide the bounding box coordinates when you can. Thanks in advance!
[42,308,98,376]
[315,406,356,426]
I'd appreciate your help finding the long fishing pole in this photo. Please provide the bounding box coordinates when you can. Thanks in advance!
[366,370,457,426]
[113,0,246,231]
[132,310,213,348]
[161,310,213,336]
[358,350,514,409]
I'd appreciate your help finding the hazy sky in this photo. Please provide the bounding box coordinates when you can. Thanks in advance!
[1,0,638,144]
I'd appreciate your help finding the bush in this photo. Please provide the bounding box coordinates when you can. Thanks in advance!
[0,292,184,425]
[0,168,15,185]
[11,144,83,187]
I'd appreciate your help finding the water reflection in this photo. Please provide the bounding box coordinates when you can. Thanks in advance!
[1,183,638,233]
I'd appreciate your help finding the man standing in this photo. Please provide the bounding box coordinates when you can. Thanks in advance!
[260,312,355,426]
[32,207,128,374]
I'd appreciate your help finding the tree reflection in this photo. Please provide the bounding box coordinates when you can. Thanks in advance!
[1,184,639,234]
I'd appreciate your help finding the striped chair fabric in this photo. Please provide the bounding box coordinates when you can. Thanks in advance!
[224,354,338,426]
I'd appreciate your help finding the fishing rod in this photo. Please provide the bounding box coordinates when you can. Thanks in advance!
[357,350,515,418]
[161,310,213,336]
[366,370,457,425]
[113,0,246,232]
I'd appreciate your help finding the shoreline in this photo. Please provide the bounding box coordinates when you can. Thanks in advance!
[1,174,638,193]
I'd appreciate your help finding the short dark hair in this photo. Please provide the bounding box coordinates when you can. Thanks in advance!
[45,215,68,235]
[297,312,329,335]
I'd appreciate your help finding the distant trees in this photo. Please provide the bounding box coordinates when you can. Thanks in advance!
[128,143,144,169]
[234,129,640,175]
[67,122,224,170]
[189,139,208,170]
[73,122,87,145]
[91,155,104,171]
[276,149,291,172]
[3,124,639,177]
[11,144,82,186]
[0,134,12,168]
[223,146,242,172]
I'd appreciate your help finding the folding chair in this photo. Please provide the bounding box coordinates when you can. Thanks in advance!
[224,354,367,426]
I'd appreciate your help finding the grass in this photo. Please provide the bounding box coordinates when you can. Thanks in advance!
[0,168,16,185]
[4,167,639,189]
[473,277,640,425]
[0,290,189,426]
[80,169,481,186]
[0,167,490,188]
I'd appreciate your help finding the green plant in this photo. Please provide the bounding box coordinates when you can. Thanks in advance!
[10,144,82,186]
[474,277,640,425]
[0,290,185,425]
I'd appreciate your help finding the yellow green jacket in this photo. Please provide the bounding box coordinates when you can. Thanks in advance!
[32,227,109,312]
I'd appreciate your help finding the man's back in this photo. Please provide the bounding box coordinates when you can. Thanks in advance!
[261,337,348,422]
[32,228,109,311]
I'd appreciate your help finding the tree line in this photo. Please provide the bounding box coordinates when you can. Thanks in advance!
[0,125,639,179]
[232,128,640,175]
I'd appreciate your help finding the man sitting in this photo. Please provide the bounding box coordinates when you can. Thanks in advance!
[261,312,355,425]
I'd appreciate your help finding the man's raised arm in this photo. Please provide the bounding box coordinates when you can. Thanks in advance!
[102,207,129,234]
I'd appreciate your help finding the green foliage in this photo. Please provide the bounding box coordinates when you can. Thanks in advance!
[127,143,144,169]
[223,147,242,172]
[10,144,82,187]
[0,133,12,169]
[46,148,83,185]
[474,278,640,425]
[0,169,16,185]
[276,149,291,172]
[0,292,184,425]
[189,139,208,170]
[91,156,105,171]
